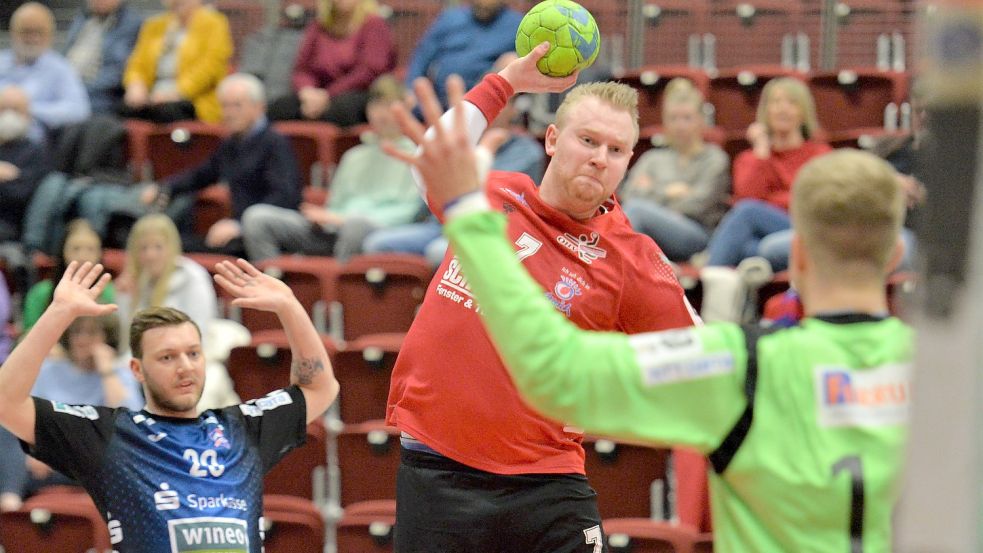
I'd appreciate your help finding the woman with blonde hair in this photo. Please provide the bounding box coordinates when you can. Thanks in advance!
[620,77,730,261]
[267,0,396,127]
[116,214,216,338]
[704,77,832,268]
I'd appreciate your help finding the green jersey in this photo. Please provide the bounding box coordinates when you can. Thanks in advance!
[444,209,913,553]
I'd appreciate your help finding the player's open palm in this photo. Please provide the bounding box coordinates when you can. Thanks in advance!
[51,261,117,318]
[499,41,579,95]
[214,258,296,313]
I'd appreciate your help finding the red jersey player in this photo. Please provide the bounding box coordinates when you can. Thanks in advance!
[384,43,699,552]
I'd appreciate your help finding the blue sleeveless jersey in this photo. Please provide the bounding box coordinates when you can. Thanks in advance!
[22,386,308,553]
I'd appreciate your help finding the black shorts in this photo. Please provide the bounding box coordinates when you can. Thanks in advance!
[395,447,607,553]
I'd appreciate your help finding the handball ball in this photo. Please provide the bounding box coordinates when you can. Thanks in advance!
[515,0,601,78]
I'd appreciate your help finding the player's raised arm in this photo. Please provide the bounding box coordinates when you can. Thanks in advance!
[0,262,116,444]
[214,259,338,423]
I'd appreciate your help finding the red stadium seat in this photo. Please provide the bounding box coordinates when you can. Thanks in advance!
[808,69,909,140]
[0,492,112,553]
[333,333,404,424]
[614,66,710,128]
[378,0,444,67]
[707,0,803,69]
[583,435,669,520]
[639,0,709,66]
[225,334,339,402]
[708,66,807,132]
[192,183,233,237]
[248,256,342,334]
[264,420,329,500]
[261,495,325,552]
[604,518,714,553]
[336,499,396,553]
[334,254,432,341]
[145,122,227,180]
[272,121,343,188]
[336,421,400,507]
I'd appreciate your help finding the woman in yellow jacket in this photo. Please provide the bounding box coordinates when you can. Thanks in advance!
[122,0,232,123]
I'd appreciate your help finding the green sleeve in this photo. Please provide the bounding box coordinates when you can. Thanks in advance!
[445,210,751,453]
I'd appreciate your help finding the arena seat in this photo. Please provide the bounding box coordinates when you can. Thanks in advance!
[808,69,909,141]
[335,499,396,553]
[639,0,709,66]
[261,494,325,553]
[145,122,227,180]
[333,333,403,424]
[249,255,342,334]
[272,121,343,189]
[614,66,710,128]
[335,421,400,508]
[604,518,714,553]
[333,254,432,341]
[0,492,111,553]
[707,0,803,69]
[225,334,339,402]
[583,435,669,520]
[263,420,329,500]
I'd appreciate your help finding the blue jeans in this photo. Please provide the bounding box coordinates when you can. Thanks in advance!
[621,199,710,261]
[706,200,790,267]
[757,227,918,272]
[363,220,445,268]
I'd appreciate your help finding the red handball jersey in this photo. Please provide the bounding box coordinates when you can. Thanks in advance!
[385,75,698,475]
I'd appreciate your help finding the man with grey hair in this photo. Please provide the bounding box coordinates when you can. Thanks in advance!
[140,73,301,255]
[0,2,91,140]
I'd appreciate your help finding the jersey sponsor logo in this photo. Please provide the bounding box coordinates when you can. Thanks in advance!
[639,353,734,386]
[630,329,735,386]
[501,187,530,207]
[155,483,180,511]
[187,494,248,512]
[545,275,583,317]
[435,257,482,312]
[51,401,99,420]
[208,426,231,451]
[167,517,248,553]
[239,389,293,417]
[815,363,910,427]
[556,232,607,264]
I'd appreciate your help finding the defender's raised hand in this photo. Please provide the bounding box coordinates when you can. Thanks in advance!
[385,75,482,209]
[51,261,117,318]
[213,258,295,313]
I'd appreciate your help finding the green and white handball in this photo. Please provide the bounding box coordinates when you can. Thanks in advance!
[515,0,601,78]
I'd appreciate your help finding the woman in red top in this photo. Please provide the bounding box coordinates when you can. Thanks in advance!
[267,0,396,127]
[704,77,831,267]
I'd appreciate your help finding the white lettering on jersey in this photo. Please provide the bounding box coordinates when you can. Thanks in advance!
[51,401,99,420]
[183,449,226,478]
[583,525,603,553]
[815,363,911,427]
[238,389,293,417]
[155,483,180,511]
[630,329,734,386]
[167,517,249,552]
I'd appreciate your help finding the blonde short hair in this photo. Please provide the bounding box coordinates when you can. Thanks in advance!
[662,77,704,117]
[555,81,640,145]
[318,0,379,36]
[757,77,820,140]
[791,149,905,275]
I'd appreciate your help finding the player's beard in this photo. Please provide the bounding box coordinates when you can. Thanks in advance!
[145,379,203,416]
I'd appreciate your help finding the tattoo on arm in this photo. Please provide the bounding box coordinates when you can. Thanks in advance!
[291,357,325,386]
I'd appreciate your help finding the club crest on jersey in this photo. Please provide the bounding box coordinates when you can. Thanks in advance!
[208,426,231,450]
[815,363,910,427]
[557,232,607,264]
[545,275,582,317]
[501,187,529,207]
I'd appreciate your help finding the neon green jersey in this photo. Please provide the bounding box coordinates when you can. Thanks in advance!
[445,210,914,553]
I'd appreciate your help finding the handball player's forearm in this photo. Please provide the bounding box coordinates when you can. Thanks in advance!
[278,299,339,420]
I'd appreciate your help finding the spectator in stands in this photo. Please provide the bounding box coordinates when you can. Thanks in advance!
[699,77,830,322]
[243,74,421,262]
[63,0,144,114]
[22,220,115,334]
[404,0,522,110]
[0,86,50,244]
[139,73,302,255]
[0,2,91,140]
[115,213,238,409]
[267,0,396,127]
[0,312,142,512]
[363,79,546,267]
[620,78,730,262]
[122,0,232,123]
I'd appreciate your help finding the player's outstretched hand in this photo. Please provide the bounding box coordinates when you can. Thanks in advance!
[499,41,579,95]
[51,261,117,318]
[384,75,482,209]
[213,258,296,314]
